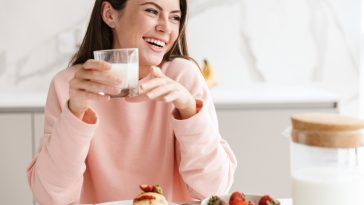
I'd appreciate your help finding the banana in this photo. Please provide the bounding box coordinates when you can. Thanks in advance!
[201,59,217,88]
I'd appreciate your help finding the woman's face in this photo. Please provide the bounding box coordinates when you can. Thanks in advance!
[111,0,181,67]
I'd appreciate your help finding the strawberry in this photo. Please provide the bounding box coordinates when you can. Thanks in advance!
[240,201,255,205]
[139,184,164,195]
[229,192,246,205]
[258,195,280,205]
[139,184,154,192]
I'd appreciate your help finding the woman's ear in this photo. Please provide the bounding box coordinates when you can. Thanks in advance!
[101,1,117,28]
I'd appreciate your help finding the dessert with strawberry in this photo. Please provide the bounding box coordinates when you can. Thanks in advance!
[206,192,281,205]
[258,195,280,205]
[133,185,168,205]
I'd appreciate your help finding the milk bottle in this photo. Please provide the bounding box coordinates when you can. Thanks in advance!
[289,113,364,205]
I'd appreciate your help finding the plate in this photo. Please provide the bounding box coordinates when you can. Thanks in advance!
[96,200,133,205]
[96,200,180,205]
[201,194,263,205]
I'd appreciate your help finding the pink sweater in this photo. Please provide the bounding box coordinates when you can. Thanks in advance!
[27,58,237,205]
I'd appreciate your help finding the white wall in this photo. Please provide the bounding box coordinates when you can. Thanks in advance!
[187,0,360,115]
[0,0,93,92]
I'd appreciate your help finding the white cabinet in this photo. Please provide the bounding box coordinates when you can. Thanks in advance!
[216,107,337,198]
[0,114,34,205]
[34,113,45,155]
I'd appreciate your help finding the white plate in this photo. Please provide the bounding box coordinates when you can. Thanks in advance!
[96,200,180,205]
[96,200,133,205]
[201,194,264,205]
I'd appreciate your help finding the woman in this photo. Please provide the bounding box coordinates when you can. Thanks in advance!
[27,0,237,204]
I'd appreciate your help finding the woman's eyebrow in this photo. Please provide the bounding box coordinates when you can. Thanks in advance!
[140,2,181,14]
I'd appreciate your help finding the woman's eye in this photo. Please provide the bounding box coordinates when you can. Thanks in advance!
[172,15,181,22]
[145,8,158,15]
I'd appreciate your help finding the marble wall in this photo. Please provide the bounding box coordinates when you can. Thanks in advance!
[0,0,92,93]
[0,0,360,111]
[188,0,359,91]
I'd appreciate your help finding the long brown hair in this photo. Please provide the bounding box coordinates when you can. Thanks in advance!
[69,0,189,66]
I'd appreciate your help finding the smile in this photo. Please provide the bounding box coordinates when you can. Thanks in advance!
[143,37,166,48]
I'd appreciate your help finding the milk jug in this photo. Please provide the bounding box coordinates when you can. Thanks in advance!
[289,113,364,205]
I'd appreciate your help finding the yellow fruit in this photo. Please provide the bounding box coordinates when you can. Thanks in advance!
[201,59,217,88]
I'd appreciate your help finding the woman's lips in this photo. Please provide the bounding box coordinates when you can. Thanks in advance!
[144,40,165,53]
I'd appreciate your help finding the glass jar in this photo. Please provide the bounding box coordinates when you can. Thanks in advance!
[289,113,364,205]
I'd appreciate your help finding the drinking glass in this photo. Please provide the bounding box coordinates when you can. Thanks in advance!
[94,48,139,97]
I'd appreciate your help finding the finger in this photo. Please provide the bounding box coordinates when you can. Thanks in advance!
[146,83,176,99]
[163,91,180,103]
[140,78,168,92]
[75,69,122,87]
[151,66,164,78]
[70,88,111,101]
[83,59,111,71]
[70,78,121,96]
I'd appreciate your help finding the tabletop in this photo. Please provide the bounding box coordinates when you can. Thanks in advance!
[92,199,292,205]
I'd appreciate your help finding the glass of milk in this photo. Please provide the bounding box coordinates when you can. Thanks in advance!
[288,113,364,205]
[94,48,139,97]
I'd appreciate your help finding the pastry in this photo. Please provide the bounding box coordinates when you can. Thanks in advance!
[133,185,168,205]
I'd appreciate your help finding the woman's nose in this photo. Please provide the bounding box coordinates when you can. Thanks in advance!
[156,15,172,34]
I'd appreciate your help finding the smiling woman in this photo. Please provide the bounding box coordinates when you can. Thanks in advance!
[26,0,237,204]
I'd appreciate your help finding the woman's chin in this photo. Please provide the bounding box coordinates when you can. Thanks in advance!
[140,55,164,66]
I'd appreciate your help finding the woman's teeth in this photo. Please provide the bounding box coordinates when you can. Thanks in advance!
[144,38,165,48]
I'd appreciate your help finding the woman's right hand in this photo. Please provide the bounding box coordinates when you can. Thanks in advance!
[68,59,122,119]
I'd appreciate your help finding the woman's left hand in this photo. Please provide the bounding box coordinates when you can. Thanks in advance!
[140,66,196,119]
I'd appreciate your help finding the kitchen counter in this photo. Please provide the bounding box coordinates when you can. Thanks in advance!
[0,84,340,112]
[210,84,339,109]
[0,92,47,112]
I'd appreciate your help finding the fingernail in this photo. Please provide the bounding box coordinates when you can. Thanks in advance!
[164,96,171,102]
[141,83,148,89]
[147,92,155,98]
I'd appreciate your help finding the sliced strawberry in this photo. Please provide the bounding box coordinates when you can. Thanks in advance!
[258,195,280,205]
[139,184,154,192]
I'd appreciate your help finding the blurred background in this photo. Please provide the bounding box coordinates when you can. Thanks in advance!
[0,0,362,204]
[0,0,360,112]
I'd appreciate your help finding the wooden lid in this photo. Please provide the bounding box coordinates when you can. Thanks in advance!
[290,113,364,148]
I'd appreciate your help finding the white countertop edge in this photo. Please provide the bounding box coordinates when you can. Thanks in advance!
[0,84,341,110]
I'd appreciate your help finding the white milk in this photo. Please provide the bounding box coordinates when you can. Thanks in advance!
[111,63,138,89]
[292,167,364,205]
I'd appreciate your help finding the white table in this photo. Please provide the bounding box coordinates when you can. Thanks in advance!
[279,199,292,205]
[94,199,292,205]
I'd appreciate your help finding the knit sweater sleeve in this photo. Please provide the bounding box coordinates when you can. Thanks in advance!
[27,68,98,205]
[165,58,237,199]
